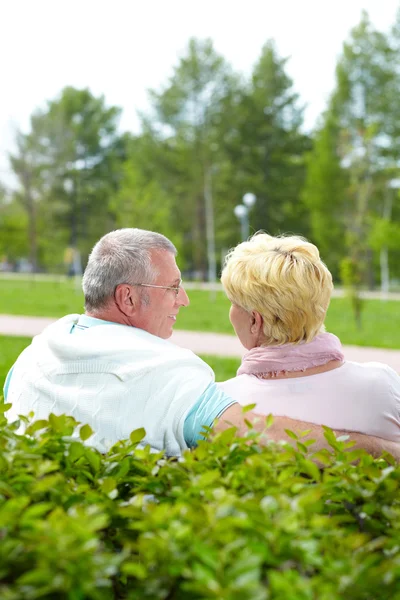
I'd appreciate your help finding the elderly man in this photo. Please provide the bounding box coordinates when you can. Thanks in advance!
[4,228,398,457]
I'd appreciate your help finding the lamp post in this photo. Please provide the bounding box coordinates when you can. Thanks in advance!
[234,193,256,241]
[381,178,400,297]
[63,176,82,290]
[204,167,217,284]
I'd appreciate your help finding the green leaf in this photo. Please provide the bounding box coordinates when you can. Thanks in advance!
[101,478,117,494]
[284,429,298,441]
[216,426,237,444]
[266,413,274,428]
[68,441,85,462]
[79,424,94,441]
[303,438,317,447]
[300,429,312,437]
[322,426,338,447]
[33,474,63,493]
[21,502,54,521]
[296,441,308,454]
[122,562,147,579]
[197,470,221,487]
[129,427,146,444]
[242,403,256,413]
[300,459,321,481]
[85,448,101,473]
[0,480,15,498]
[25,419,49,435]
[312,450,333,466]
[17,568,50,586]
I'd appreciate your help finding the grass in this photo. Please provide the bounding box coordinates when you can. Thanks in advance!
[0,278,85,318]
[0,336,239,392]
[199,355,240,381]
[0,336,32,391]
[0,279,400,349]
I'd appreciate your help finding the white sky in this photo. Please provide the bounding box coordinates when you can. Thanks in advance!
[1,0,399,184]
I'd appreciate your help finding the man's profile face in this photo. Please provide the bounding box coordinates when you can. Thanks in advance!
[135,249,189,339]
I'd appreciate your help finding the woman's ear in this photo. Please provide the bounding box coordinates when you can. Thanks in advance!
[251,311,263,335]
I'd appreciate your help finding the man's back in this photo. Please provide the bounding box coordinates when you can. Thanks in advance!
[6,314,214,455]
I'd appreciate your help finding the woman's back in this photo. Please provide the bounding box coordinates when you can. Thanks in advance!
[217,361,400,442]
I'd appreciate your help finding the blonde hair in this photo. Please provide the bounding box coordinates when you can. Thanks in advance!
[221,233,333,345]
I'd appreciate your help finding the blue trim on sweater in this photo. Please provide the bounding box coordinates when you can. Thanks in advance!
[3,366,14,401]
[183,382,236,447]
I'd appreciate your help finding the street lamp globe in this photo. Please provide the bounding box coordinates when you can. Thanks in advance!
[234,204,247,219]
[63,178,74,194]
[243,192,256,208]
[388,178,400,189]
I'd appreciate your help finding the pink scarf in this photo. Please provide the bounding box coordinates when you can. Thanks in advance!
[237,333,344,377]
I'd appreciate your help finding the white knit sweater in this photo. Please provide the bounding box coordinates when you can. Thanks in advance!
[6,314,214,455]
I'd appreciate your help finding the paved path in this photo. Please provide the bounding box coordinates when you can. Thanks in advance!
[1,314,400,372]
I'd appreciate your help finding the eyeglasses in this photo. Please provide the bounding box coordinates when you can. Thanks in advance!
[130,279,183,297]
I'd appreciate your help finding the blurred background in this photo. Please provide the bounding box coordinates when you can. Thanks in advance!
[1,0,400,292]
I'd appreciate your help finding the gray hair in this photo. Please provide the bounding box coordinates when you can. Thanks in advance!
[82,228,177,312]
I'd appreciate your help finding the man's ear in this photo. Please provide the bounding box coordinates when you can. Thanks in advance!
[251,311,263,335]
[114,284,138,317]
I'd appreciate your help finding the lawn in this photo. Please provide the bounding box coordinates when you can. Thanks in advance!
[0,336,32,391]
[0,336,240,392]
[1,278,400,349]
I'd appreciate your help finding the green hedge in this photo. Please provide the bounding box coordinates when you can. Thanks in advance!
[1,404,400,599]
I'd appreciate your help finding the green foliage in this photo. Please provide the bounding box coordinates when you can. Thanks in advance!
[224,41,310,238]
[198,355,240,381]
[5,37,307,277]
[4,15,400,284]
[0,191,29,262]
[302,11,400,287]
[339,257,364,329]
[0,336,31,388]
[301,113,348,278]
[141,38,239,276]
[9,87,125,270]
[0,278,85,317]
[0,408,400,598]
[368,215,400,253]
[109,158,183,259]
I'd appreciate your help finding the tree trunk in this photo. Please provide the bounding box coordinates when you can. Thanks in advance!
[23,172,38,272]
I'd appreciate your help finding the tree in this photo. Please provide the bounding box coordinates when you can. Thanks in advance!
[141,38,239,277]
[302,11,400,288]
[0,184,29,264]
[110,155,183,258]
[221,41,310,239]
[136,39,310,276]
[9,131,44,269]
[301,113,348,277]
[9,87,124,270]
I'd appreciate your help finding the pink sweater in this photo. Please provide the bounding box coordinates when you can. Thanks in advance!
[217,361,400,442]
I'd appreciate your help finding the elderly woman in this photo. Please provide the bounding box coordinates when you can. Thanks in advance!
[218,233,400,442]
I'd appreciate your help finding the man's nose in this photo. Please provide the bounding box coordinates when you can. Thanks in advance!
[178,286,190,307]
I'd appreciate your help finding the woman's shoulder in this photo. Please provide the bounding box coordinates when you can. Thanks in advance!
[343,361,400,381]
[341,361,400,403]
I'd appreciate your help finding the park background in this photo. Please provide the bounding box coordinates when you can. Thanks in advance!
[2,0,400,382]
[3,3,400,597]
